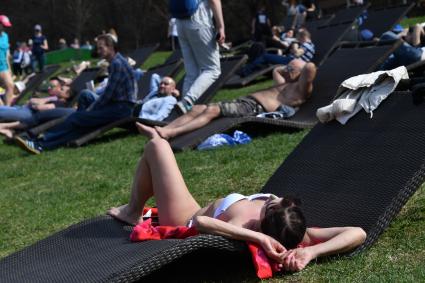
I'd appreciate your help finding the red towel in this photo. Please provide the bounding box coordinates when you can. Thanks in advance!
[130,216,278,279]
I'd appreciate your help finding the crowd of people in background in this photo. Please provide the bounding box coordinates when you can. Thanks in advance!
[0,0,424,142]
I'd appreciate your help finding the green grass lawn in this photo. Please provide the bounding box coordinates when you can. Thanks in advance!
[1,20,425,281]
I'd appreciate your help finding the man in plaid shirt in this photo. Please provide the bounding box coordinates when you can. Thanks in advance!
[14,34,137,154]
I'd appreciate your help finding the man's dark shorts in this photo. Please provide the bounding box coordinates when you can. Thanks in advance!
[216,96,265,117]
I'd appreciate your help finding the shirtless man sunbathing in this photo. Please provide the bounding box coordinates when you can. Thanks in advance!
[150,59,316,139]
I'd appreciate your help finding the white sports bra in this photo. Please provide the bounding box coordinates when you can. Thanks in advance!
[213,193,277,218]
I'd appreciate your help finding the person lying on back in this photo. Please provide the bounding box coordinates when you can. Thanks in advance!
[137,74,180,121]
[141,59,316,139]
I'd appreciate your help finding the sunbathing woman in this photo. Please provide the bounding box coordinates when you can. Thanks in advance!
[108,123,366,272]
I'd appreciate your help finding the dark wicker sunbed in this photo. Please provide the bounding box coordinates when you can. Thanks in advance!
[163,49,182,65]
[325,5,368,26]
[1,90,424,282]
[127,43,160,68]
[169,40,400,151]
[362,3,414,38]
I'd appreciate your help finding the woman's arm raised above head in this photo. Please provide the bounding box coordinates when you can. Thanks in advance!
[305,226,367,257]
[282,226,367,272]
[193,215,287,262]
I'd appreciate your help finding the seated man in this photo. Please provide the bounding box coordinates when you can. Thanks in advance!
[151,59,316,139]
[14,33,137,154]
[77,66,143,111]
[137,74,180,121]
[239,29,315,77]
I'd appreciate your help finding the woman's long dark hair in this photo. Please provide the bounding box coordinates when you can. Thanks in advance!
[260,196,306,249]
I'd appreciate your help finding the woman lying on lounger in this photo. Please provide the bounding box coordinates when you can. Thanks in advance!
[108,123,366,272]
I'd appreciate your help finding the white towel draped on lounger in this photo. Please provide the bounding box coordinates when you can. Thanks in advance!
[316,66,409,124]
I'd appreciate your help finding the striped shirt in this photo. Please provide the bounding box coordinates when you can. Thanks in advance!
[96,52,137,107]
[300,41,315,62]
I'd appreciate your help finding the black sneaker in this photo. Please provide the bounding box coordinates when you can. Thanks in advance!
[14,136,43,155]
[176,97,194,114]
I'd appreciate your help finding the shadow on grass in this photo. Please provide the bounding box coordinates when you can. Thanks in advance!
[141,248,259,283]
[70,128,139,148]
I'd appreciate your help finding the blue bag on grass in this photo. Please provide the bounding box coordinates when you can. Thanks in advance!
[197,130,252,150]
[169,0,200,19]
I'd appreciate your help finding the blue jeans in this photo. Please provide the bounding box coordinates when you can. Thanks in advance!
[150,73,161,94]
[239,53,294,77]
[77,89,99,111]
[39,102,133,149]
[380,31,423,70]
[0,105,35,125]
[33,108,75,124]
[32,53,46,72]
[0,105,74,127]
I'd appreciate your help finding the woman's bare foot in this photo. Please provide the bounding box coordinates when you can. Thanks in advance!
[107,204,142,226]
[154,126,174,140]
[136,122,160,140]
[0,128,14,139]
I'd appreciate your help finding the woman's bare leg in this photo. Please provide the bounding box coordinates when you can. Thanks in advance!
[107,153,154,225]
[155,104,221,139]
[0,71,16,106]
[0,121,23,138]
[109,125,200,226]
[144,137,201,226]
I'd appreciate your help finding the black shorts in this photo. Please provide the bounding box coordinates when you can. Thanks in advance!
[217,96,265,117]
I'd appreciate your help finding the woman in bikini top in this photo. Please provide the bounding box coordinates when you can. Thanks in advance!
[108,123,367,272]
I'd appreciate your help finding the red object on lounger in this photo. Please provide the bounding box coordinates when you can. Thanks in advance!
[130,216,279,279]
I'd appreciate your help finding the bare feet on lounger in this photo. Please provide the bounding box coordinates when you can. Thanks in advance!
[154,126,174,140]
[0,128,14,139]
[135,122,161,140]
[107,204,143,225]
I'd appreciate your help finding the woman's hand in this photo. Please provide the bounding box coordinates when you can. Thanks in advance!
[282,247,315,272]
[259,234,287,262]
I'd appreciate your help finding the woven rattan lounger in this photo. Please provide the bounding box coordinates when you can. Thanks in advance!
[325,4,368,26]
[1,90,424,282]
[69,55,247,146]
[127,43,160,68]
[13,64,61,105]
[163,49,183,65]
[362,3,414,38]
[169,40,400,151]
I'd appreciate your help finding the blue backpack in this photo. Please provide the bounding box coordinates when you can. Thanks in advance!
[169,0,200,19]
